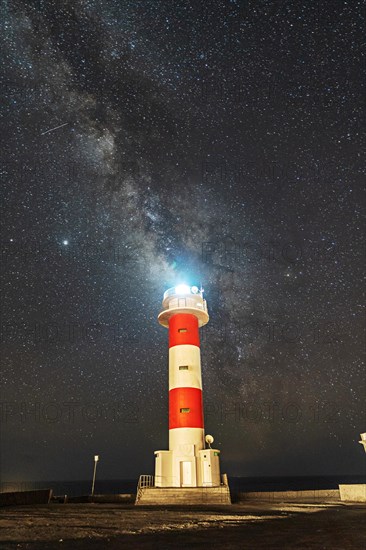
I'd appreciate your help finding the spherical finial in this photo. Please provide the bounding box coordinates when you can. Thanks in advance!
[205,434,214,448]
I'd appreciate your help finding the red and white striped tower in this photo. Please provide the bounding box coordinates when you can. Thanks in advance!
[154,284,222,487]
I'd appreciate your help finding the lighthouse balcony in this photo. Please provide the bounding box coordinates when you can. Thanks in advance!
[158,291,209,328]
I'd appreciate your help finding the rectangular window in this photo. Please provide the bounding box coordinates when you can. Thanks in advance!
[179,365,189,370]
[178,328,187,333]
[180,408,190,413]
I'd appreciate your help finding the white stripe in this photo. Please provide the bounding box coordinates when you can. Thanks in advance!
[169,427,205,453]
[169,344,202,390]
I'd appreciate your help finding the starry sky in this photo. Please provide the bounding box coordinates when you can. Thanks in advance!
[1,0,365,484]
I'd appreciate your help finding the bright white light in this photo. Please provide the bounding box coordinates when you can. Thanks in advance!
[62,240,69,245]
[191,286,199,294]
[175,284,191,295]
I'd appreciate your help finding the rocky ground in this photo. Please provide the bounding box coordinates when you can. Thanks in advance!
[0,502,365,549]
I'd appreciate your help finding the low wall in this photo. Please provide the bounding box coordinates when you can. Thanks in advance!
[66,494,135,503]
[0,489,52,507]
[239,489,340,502]
[339,484,366,502]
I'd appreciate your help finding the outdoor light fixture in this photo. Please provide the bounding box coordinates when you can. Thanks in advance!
[175,284,191,295]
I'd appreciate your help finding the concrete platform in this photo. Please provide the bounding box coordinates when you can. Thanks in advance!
[135,485,231,505]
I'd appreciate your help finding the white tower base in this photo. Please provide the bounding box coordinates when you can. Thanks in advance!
[154,448,222,488]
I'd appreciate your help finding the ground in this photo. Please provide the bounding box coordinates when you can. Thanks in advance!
[0,502,365,549]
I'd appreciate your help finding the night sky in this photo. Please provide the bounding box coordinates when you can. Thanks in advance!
[1,1,365,484]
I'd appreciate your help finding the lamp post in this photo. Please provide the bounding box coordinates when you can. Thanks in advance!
[91,455,99,496]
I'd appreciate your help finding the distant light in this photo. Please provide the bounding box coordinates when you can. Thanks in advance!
[191,286,199,294]
[62,240,69,245]
[94,455,99,462]
[175,284,191,295]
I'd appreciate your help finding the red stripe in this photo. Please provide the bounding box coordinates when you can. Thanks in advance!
[169,313,200,348]
[169,387,204,429]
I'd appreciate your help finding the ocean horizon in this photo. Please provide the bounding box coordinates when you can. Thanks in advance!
[1,475,365,498]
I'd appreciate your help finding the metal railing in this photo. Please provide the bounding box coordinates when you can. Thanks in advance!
[138,475,154,489]
[136,475,154,502]
[161,297,208,312]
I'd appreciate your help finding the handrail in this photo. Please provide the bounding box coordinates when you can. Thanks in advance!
[160,297,208,313]
[136,475,155,502]
[138,474,154,489]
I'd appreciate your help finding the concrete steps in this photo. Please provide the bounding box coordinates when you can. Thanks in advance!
[136,485,231,505]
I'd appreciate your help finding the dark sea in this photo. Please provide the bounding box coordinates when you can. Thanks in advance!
[1,475,365,500]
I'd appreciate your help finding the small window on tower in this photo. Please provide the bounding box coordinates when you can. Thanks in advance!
[179,365,189,370]
[178,328,187,333]
[180,408,190,413]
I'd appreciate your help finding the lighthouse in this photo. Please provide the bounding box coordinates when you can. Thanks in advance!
[154,284,222,488]
[135,284,231,504]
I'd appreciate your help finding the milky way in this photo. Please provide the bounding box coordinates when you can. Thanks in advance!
[0,1,364,482]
